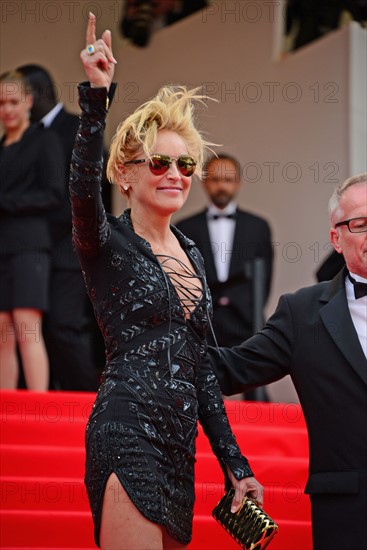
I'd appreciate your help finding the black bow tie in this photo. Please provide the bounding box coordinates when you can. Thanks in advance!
[209,213,236,220]
[348,274,367,299]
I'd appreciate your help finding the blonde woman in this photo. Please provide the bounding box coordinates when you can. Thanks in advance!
[73,14,263,550]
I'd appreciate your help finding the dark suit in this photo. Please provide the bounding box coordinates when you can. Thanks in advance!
[0,124,65,255]
[208,268,367,549]
[44,107,102,391]
[177,208,273,345]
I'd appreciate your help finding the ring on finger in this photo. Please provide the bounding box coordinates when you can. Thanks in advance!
[86,44,96,55]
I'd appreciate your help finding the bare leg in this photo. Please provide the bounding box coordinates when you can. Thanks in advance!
[100,473,187,550]
[14,309,49,391]
[163,529,188,550]
[100,473,163,550]
[0,312,18,389]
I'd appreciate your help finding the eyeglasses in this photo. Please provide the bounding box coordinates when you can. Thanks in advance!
[334,216,367,233]
[124,154,197,177]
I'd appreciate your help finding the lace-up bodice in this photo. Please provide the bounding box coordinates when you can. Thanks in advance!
[157,254,203,319]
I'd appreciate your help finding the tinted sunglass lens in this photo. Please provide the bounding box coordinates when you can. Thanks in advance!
[177,156,196,176]
[149,155,171,175]
[149,155,196,176]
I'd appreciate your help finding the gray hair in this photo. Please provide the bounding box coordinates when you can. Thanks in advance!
[328,172,367,222]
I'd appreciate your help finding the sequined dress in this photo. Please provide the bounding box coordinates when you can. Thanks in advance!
[70,84,254,546]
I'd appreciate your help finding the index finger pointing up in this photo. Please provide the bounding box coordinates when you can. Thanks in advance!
[86,12,96,46]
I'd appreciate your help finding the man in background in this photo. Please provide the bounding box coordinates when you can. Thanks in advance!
[177,153,273,400]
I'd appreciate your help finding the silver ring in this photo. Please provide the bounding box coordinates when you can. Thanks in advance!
[86,44,95,55]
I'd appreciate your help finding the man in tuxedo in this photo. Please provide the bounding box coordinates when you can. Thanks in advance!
[208,172,367,549]
[177,153,273,399]
[16,64,107,391]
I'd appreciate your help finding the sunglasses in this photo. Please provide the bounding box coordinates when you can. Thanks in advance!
[124,154,197,177]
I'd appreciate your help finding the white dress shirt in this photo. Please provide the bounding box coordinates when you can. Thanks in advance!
[207,202,237,282]
[41,102,63,128]
[346,271,367,358]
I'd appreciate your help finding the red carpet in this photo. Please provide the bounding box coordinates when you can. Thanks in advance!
[0,390,311,549]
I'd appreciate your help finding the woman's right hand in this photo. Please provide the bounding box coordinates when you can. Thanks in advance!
[80,12,117,90]
[226,467,264,512]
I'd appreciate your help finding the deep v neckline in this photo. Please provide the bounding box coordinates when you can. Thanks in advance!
[120,209,203,320]
[156,254,204,320]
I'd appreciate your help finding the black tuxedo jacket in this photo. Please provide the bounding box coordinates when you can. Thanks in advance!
[177,208,273,345]
[209,268,367,547]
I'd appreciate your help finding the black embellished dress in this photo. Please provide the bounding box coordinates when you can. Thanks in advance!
[70,84,254,547]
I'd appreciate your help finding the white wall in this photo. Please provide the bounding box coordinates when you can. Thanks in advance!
[1,1,366,401]
[348,22,367,175]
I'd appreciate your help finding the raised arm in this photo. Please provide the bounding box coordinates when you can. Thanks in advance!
[69,13,117,256]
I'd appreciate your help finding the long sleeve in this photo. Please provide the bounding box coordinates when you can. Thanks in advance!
[208,294,293,396]
[69,83,111,256]
[197,356,254,482]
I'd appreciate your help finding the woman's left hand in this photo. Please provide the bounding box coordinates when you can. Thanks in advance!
[80,12,117,90]
[226,467,264,513]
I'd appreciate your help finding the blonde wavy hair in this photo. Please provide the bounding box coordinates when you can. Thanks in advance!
[107,85,215,189]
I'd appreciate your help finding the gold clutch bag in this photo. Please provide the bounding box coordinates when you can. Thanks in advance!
[212,488,279,550]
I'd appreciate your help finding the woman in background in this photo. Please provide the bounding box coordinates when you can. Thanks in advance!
[0,71,64,390]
